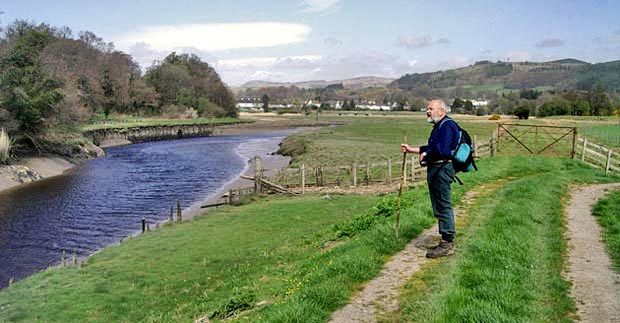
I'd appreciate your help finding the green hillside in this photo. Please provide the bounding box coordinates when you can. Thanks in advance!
[391,59,610,94]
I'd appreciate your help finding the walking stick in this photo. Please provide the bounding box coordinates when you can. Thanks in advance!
[395,132,407,239]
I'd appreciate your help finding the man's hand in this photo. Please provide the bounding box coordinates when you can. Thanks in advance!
[401,144,420,154]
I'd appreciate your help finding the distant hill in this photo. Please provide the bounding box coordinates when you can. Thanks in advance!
[548,58,589,64]
[237,76,395,90]
[392,58,620,93]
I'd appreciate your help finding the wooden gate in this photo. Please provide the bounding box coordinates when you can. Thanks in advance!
[497,124,577,158]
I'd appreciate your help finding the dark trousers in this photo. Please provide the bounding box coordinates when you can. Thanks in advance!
[427,162,455,242]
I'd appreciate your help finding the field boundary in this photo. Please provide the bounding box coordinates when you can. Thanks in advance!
[576,137,619,174]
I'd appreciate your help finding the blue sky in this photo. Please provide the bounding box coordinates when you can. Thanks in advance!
[2,0,619,86]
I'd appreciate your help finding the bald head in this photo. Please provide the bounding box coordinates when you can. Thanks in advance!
[426,99,447,123]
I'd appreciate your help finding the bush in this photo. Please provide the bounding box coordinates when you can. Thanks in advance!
[513,106,530,119]
[488,114,501,120]
[0,129,13,164]
[210,289,255,320]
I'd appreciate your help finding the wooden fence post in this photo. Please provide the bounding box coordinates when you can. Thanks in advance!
[387,159,392,184]
[473,135,478,158]
[177,200,182,222]
[61,250,66,268]
[142,217,146,233]
[9,277,14,287]
[490,136,495,157]
[72,252,77,266]
[352,162,357,187]
[336,166,342,186]
[254,156,263,194]
[301,163,306,194]
[169,206,174,224]
[605,150,612,174]
[228,189,233,205]
[366,162,370,186]
[581,138,588,162]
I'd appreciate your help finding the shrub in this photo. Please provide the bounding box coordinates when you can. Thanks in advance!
[0,129,13,164]
[513,106,530,119]
[488,114,501,120]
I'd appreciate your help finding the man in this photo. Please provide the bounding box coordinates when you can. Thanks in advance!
[401,99,459,258]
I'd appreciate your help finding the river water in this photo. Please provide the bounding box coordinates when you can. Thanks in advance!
[0,130,295,288]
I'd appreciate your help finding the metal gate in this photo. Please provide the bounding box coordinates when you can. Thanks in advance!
[496,123,577,158]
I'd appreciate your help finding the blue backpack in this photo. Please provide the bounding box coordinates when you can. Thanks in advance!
[439,118,478,184]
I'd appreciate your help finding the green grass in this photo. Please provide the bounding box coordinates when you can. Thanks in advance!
[4,112,620,322]
[391,156,619,323]
[592,189,620,271]
[580,124,620,148]
[280,114,498,168]
[2,156,617,322]
[0,194,386,322]
[82,117,246,131]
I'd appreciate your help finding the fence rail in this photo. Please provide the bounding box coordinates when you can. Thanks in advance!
[576,137,620,174]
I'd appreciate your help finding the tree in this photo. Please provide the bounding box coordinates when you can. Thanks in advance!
[519,89,541,100]
[99,66,117,119]
[0,28,63,133]
[452,98,465,113]
[464,100,474,114]
[573,100,590,116]
[588,84,612,116]
[513,106,530,119]
[262,94,270,112]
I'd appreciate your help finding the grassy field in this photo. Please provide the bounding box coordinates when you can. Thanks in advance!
[280,113,499,168]
[580,124,620,148]
[390,157,618,323]
[1,156,617,322]
[0,194,388,322]
[82,116,245,131]
[592,189,620,271]
[2,113,620,322]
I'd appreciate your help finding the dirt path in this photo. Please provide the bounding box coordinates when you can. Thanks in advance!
[328,190,479,323]
[565,183,620,323]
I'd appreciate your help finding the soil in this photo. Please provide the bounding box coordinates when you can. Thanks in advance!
[565,183,620,323]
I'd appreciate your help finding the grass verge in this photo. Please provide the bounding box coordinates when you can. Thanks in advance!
[0,192,431,323]
[391,156,618,323]
[592,189,620,271]
[82,117,246,131]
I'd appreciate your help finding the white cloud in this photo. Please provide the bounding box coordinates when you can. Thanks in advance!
[217,55,323,68]
[301,0,340,13]
[115,22,311,52]
[398,35,450,50]
[215,51,412,85]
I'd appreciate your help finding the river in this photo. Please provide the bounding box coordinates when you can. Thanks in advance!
[0,130,295,289]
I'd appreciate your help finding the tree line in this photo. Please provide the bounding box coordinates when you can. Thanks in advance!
[0,20,236,137]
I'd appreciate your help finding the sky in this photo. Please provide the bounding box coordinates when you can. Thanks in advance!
[2,0,619,86]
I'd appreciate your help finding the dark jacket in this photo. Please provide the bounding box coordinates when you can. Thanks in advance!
[422,116,459,163]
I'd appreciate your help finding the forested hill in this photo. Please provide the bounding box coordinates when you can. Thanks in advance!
[0,20,236,135]
[392,59,620,93]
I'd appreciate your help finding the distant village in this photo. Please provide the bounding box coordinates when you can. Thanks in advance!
[236,98,489,113]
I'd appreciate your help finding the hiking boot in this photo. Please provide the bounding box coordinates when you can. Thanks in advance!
[426,240,454,258]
